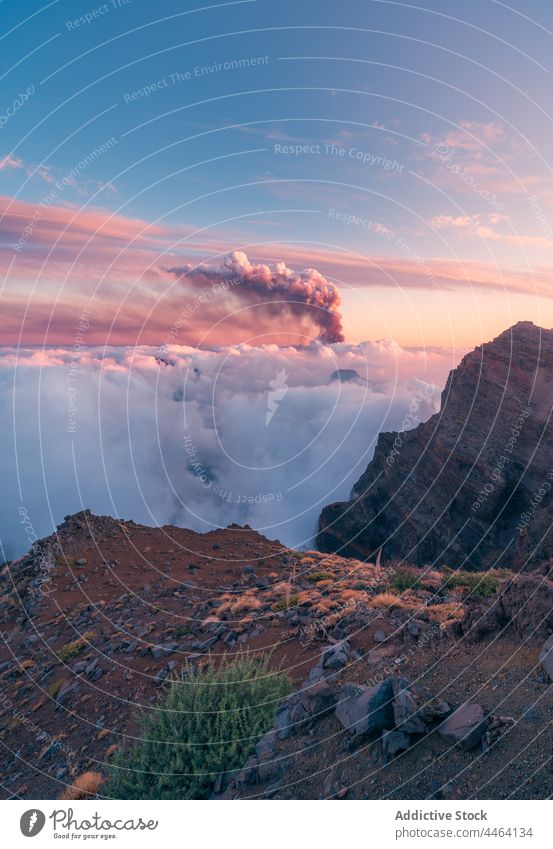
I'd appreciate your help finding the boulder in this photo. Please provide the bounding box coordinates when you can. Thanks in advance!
[273,681,336,739]
[298,680,336,718]
[382,729,411,759]
[255,729,278,762]
[321,640,350,670]
[438,703,489,750]
[391,678,428,734]
[335,678,395,737]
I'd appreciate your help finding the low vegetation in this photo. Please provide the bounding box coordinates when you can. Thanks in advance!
[443,569,502,598]
[61,771,104,800]
[274,593,299,611]
[57,630,96,663]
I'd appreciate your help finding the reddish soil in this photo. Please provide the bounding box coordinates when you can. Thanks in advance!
[0,511,551,800]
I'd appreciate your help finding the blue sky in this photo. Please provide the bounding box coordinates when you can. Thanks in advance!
[2,0,553,346]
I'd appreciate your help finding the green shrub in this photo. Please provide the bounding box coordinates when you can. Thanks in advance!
[47,679,64,698]
[389,568,440,594]
[306,572,332,583]
[57,630,96,662]
[105,653,291,800]
[389,569,424,592]
[274,594,299,611]
[444,570,501,598]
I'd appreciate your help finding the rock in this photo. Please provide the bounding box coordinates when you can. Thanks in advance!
[438,704,489,750]
[274,703,293,740]
[298,680,336,718]
[373,629,387,643]
[150,645,164,661]
[335,678,395,737]
[192,635,219,651]
[275,681,336,738]
[391,678,428,734]
[406,622,421,638]
[236,755,258,787]
[317,322,553,568]
[459,576,553,641]
[307,665,325,683]
[323,768,349,798]
[539,635,553,679]
[255,729,278,762]
[382,729,411,759]
[258,754,293,785]
[321,640,350,670]
[75,558,87,566]
[55,680,78,707]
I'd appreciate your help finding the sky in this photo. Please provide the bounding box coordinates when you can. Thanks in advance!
[1,0,553,352]
[2,1,553,554]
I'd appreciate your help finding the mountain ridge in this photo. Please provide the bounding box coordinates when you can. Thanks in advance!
[318,321,553,568]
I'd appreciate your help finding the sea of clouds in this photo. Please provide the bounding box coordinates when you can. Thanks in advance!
[0,340,456,560]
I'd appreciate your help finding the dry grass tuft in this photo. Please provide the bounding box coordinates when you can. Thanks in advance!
[426,602,464,624]
[60,771,103,800]
[370,592,405,609]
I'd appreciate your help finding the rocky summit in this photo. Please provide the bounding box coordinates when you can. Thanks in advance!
[318,321,553,569]
[1,510,552,799]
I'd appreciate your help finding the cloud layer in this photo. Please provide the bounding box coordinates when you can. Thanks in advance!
[0,341,453,560]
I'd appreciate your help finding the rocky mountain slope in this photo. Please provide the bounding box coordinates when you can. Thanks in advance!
[1,511,552,799]
[318,321,553,569]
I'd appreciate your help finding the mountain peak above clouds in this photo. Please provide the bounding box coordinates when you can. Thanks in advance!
[318,322,553,569]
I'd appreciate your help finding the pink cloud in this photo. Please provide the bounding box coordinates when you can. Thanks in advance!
[430,212,553,248]
[1,193,553,347]
[0,155,23,171]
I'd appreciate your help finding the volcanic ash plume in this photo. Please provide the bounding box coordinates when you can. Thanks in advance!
[167,251,345,344]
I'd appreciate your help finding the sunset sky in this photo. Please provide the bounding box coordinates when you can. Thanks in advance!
[2,0,553,352]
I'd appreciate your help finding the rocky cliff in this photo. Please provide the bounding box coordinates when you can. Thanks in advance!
[318,322,553,569]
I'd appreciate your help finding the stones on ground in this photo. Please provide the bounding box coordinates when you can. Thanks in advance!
[366,646,396,664]
[234,729,292,788]
[391,679,450,737]
[309,639,351,682]
[382,729,411,760]
[323,768,349,798]
[255,729,278,763]
[373,629,387,643]
[275,681,336,739]
[481,714,515,752]
[54,680,78,708]
[539,634,553,680]
[391,678,429,734]
[430,779,454,799]
[322,639,350,670]
[406,621,419,637]
[438,703,489,750]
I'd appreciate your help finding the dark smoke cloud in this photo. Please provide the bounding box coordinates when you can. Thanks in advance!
[166,251,345,344]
